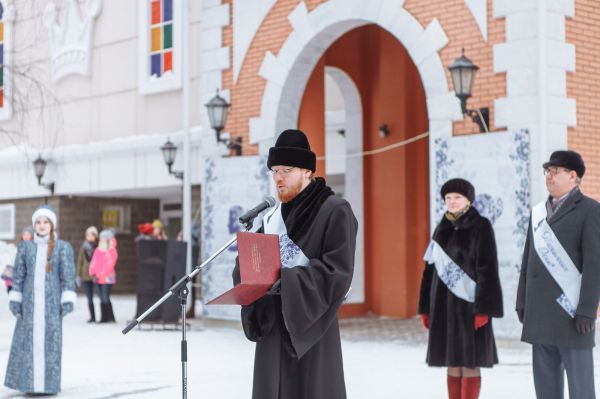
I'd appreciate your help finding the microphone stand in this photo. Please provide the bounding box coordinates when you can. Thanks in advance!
[123,219,255,399]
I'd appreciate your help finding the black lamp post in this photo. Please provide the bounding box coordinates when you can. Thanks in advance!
[33,155,55,196]
[161,138,184,180]
[448,50,490,133]
[205,89,242,156]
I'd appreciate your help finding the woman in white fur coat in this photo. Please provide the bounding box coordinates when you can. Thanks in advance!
[4,205,76,395]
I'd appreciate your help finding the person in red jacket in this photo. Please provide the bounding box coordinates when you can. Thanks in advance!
[418,178,503,399]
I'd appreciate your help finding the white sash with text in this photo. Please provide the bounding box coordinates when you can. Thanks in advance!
[531,201,581,318]
[423,240,476,303]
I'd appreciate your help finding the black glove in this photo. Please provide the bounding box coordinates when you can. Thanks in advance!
[268,279,281,295]
[516,308,524,323]
[574,315,595,335]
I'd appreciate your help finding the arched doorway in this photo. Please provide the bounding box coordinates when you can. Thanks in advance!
[296,24,429,318]
[251,1,463,317]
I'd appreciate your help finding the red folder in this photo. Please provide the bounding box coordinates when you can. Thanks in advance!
[207,232,281,305]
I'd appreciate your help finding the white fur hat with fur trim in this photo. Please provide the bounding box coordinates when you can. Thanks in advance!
[32,205,57,229]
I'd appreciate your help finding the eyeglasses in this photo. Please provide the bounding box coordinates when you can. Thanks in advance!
[543,166,570,176]
[269,166,296,176]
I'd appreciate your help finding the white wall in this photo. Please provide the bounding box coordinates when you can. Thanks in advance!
[0,1,206,199]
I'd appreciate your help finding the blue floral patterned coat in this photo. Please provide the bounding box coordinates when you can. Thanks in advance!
[4,237,76,394]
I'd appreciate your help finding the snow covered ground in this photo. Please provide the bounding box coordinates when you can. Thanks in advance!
[0,294,598,398]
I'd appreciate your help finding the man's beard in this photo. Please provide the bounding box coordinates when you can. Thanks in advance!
[277,179,304,203]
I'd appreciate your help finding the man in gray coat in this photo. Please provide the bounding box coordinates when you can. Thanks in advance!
[517,150,600,399]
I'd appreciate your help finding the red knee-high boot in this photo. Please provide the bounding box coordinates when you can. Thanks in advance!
[461,376,481,399]
[447,375,461,399]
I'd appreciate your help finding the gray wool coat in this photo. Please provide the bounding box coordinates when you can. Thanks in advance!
[4,238,76,394]
[516,189,600,349]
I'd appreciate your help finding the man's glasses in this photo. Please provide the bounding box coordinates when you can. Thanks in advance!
[543,166,570,176]
[269,167,296,176]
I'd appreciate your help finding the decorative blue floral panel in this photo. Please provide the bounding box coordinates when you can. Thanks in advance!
[201,155,270,320]
[433,129,530,337]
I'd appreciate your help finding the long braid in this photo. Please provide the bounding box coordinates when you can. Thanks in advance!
[46,223,55,273]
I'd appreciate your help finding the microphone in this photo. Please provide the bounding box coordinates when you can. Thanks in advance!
[239,196,277,226]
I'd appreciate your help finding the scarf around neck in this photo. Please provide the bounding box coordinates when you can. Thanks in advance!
[281,177,334,243]
[444,203,471,222]
[83,240,97,262]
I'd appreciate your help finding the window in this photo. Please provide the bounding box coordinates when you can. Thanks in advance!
[150,0,173,78]
[139,0,182,94]
[0,1,14,120]
[0,203,15,240]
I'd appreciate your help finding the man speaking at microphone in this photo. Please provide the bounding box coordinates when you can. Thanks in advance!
[233,129,358,399]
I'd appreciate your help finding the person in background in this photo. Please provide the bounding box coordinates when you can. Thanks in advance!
[1,227,34,294]
[135,223,154,242]
[419,178,503,399]
[21,226,33,241]
[77,226,98,322]
[151,219,168,240]
[1,264,12,294]
[89,229,118,323]
[4,205,76,395]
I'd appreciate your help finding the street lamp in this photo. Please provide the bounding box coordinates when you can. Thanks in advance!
[205,89,242,156]
[448,49,490,133]
[33,155,55,196]
[161,138,184,179]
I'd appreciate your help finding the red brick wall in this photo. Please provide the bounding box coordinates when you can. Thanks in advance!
[404,0,505,134]
[566,0,600,200]
[221,0,299,154]
[223,0,505,147]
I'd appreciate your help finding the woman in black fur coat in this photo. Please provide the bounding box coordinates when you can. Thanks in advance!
[418,178,503,399]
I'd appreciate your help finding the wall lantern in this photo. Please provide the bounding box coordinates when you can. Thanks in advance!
[448,49,490,133]
[161,138,184,180]
[33,155,55,196]
[205,89,242,156]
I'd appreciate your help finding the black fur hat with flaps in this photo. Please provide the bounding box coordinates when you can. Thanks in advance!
[441,178,475,203]
[267,129,316,173]
[542,150,586,178]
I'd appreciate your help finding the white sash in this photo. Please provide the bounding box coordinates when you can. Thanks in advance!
[531,201,581,318]
[423,240,476,303]
[263,203,310,269]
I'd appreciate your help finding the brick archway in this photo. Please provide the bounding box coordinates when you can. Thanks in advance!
[250,0,463,229]
[250,0,462,148]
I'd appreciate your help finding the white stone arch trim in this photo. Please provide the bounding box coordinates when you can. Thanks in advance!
[464,0,488,41]
[493,0,575,203]
[249,0,463,145]
[324,66,365,304]
[232,0,277,83]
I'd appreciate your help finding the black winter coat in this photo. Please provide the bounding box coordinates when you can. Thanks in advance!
[418,207,503,367]
[517,189,600,349]
[233,180,358,399]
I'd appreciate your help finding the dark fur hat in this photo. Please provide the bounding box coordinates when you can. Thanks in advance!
[267,129,316,172]
[441,178,475,203]
[543,150,585,178]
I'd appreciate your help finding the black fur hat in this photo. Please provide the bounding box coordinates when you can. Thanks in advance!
[543,150,586,178]
[267,129,316,172]
[441,178,475,203]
